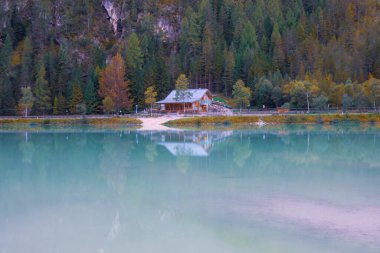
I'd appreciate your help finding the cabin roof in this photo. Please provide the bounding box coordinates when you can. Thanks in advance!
[156,89,211,104]
[158,142,209,156]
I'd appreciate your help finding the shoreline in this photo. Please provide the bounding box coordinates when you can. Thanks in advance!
[0,113,379,129]
[165,113,380,127]
[0,116,142,126]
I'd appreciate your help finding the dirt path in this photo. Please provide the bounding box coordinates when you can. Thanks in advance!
[137,116,183,131]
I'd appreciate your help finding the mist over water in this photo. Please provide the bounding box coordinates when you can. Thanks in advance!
[0,125,379,253]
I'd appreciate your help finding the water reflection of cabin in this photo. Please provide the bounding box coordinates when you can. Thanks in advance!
[159,142,209,157]
[156,89,212,113]
[152,131,233,157]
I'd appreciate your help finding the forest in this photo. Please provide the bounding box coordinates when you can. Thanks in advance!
[0,0,380,115]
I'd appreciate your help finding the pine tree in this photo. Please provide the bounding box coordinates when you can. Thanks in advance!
[154,48,171,99]
[34,61,51,115]
[125,33,144,104]
[70,84,84,114]
[20,36,33,88]
[84,68,101,114]
[0,34,16,115]
[56,45,69,96]
[57,94,67,115]
[46,39,57,95]
[252,0,266,37]
[223,49,235,97]
[53,96,59,115]
[271,23,285,72]
[240,21,258,52]
[201,22,215,90]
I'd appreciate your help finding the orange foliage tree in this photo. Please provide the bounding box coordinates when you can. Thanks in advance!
[99,53,131,113]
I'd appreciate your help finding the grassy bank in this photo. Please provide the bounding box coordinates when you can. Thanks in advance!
[0,117,142,126]
[166,114,380,126]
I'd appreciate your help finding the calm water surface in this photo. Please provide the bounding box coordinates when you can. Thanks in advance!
[0,125,379,253]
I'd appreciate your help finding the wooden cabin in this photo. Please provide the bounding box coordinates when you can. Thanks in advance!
[156,89,212,113]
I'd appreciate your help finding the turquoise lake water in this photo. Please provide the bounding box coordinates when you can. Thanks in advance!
[0,125,380,253]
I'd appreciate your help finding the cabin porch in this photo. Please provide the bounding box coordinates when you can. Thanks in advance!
[161,102,208,113]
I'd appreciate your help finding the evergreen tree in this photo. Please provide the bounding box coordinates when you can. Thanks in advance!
[70,84,84,114]
[125,33,144,105]
[223,49,235,96]
[84,68,101,114]
[271,23,285,72]
[46,39,57,95]
[56,45,70,96]
[154,47,171,99]
[0,34,15,115]
[20,36,33,88]
[34,61,51,115]
[53,96,59,115]
[201,22,215,89]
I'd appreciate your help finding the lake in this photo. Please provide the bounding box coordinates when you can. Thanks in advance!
[0,125,379,253]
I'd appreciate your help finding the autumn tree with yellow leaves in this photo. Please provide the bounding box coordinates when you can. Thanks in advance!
[99,53,131,113]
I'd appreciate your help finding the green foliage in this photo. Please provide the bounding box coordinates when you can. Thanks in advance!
[126,32,144,104]
[19,86,35,116]
[271,85,282,107]
[363,78,380,111]
[144,86,157,115]
[84,69,101,114]
[20,37,33,87]
[175,74,190,91]
[0,0,380,115]
[34,61,51,115]
[70,84,84,114]
[342,94,353,112]
[255,78,273,108]
[232,80,251,110]
[53,96,59,115]
[103,96,115,114]
[174,74,193,112]
[313,95,329,111]
[0,34,15,115]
